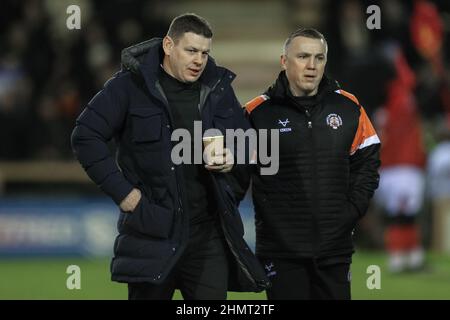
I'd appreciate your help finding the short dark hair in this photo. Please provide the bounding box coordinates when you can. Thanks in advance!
[283,28,327,54]
[167,13,213,42]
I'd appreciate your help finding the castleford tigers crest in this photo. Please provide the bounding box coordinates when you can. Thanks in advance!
[326,113,343,129]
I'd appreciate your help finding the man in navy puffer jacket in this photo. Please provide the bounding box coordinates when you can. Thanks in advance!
[71,13,269,300]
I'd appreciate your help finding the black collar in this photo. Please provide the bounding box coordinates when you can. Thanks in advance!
[265,71,339,104]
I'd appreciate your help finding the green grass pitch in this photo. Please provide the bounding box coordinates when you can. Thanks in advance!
[1,251,450,300]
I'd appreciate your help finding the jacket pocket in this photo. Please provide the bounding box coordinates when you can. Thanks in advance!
[130,107,162,143]
[151,187,170,207]
[342,200,359,232]
[122,196,173,239]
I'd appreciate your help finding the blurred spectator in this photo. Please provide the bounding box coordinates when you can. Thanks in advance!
[410,0,450,122]
[31,94,66,159]
[373,46,427,273]
[0,52,33,159]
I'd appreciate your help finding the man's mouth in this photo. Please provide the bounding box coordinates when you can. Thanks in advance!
[188,68,201,75]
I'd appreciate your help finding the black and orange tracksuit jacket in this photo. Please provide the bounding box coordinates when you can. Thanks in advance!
[244,71,381,262]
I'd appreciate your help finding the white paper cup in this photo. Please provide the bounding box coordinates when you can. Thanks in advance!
[202,135,224,163]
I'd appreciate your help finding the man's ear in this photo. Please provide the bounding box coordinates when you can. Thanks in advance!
[280,54,287,70]
[162,36,174,56]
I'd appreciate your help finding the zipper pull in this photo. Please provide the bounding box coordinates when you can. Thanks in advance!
[308,121,312,129]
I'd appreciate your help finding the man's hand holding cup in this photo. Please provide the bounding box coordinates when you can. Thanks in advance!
[203,135,234,173]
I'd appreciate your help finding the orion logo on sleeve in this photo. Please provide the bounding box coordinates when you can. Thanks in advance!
[278,119,292,133]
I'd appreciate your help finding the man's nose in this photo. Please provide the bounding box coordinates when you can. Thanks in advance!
[193,53,203,66]
[306,57,316,69]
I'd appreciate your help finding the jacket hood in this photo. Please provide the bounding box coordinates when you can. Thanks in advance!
[121,38,163,75]
[121,38,234,87]
[265,71,340,103]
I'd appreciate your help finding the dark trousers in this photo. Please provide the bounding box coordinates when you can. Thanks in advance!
[128,220,229,300]
[259,258,351,300]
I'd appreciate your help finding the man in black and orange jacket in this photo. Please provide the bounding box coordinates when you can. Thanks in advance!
[242,28,381,300]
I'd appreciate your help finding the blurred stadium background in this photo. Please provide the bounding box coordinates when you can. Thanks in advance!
[1,0,450,299]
